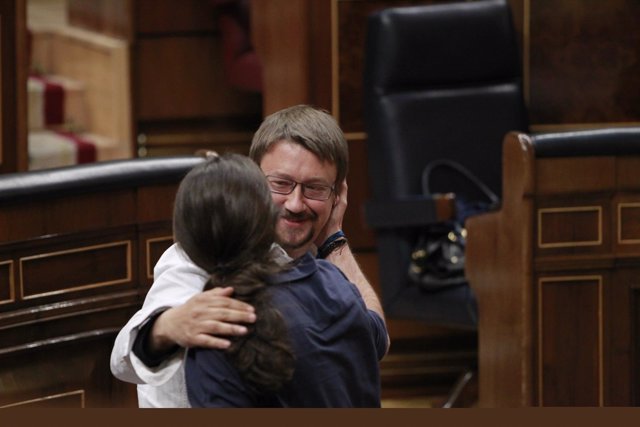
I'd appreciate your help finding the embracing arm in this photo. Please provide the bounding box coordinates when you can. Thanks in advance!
[325,243,384,321]
[316,181,389,353]
[110,244,255,385]
[148,286,255,355]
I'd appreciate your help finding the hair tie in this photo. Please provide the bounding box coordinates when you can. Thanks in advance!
[196,149,220,160]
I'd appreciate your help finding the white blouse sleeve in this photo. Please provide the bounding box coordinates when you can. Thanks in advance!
[110,243,208,385]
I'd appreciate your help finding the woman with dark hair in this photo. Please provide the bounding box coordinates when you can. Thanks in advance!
[173,153,295,396]
[174,153,386,407]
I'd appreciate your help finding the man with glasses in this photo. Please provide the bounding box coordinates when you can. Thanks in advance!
[266,176,334,203]
[110,105,388,407]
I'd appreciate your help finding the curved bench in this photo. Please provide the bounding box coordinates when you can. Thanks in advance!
[0,155,204,408]
[466,127,640,407]
[0,156,204,204]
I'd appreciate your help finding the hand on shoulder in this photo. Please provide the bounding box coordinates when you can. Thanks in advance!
[150,286,256,352]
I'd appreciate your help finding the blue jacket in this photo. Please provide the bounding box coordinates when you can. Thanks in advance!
[186,252,388,407]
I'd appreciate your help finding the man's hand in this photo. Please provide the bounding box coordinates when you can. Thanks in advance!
[315,180,348,248]
[149,287,256,353]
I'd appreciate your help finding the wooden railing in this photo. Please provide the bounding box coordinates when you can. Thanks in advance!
[0,156,202,408]
[466,129,640,407]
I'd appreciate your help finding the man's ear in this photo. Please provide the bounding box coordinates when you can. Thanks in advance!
[333,193,340,207]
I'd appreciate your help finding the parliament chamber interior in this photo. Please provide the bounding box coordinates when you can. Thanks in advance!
[1,0,640,409]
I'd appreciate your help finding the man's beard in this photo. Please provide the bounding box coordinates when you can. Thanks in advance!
[276,210,317,254]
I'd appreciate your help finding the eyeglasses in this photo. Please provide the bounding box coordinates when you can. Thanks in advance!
[266,176,334,201]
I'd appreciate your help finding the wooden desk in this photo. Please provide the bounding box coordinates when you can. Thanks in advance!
[466,131,640,407]
[0,157,201,407]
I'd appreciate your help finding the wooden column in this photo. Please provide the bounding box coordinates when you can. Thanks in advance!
[0,0,28,173]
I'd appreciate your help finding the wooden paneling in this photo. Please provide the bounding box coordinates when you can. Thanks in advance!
[1,390,85,409]
[0,159,193,407]
[606,268,637,405]
[0,331,135,408]
[251,0,314,114]
[537,275,603,406]
[0,261,14,304]
[143,235,174,280]
[137,226,175,292]
[66,0,262,157]
[538,207,602,249]
[536,204,606,258]
[135,37,260,120]
[130,0,262,155]
[0,191,136,243]
[633,287,640,406]
[20,240,132,300]
[0,0,28,173]
[527,0,640,125]
[0,293,137,349]
[344,135,375,249]
[466,132,640,406]
[619,203,640,244]
[136,183,179,223]
[617,157,640,188]
[535,157,616,194]
[67,0,132,40]
[133,0,217,34]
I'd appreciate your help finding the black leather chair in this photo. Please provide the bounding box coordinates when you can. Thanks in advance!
[363,0,528,329]
[362,0,528,406]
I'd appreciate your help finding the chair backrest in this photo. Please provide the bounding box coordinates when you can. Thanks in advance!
[362,0,527,327]
[531,127,640,158]
[363,0,528,202]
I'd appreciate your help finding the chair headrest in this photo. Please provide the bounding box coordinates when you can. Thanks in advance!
[0,156,205,203]
[365,0,519,91]
[532,128,640,158]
